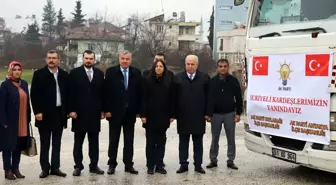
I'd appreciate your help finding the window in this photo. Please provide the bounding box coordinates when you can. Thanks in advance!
[88,43,95,51]
[252,0,336,27]
[185,27,190,34]
[219,39,223,51]
[156,25,163,33]
[179,27,184,35]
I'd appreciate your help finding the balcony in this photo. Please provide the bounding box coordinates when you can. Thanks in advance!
[178,34,201,41]
[65,50,78,57]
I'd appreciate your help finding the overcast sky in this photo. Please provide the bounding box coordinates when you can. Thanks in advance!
[1,0,214,37]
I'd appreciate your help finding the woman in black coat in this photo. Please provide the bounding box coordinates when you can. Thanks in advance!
[0,61,31,180]
[140,60,175,175]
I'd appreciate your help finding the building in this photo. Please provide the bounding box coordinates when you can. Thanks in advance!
[216,29,247,89]
[64,22,125,68]
[214,0,250,58]
[142,12,203,52]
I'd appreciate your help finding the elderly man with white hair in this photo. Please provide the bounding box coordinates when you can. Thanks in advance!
[173,54,210,174]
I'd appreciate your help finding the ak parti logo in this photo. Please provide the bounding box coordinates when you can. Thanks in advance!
[252,56,269,76]
[305,54,330,76]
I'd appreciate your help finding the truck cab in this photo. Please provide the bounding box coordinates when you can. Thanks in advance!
[242,0,336,173]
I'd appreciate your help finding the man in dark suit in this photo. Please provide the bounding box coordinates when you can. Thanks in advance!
[104,50,142,175]
[30,50,68,178]
[68,50,105,176]
[143,53,174,77]
[174,54,210,174]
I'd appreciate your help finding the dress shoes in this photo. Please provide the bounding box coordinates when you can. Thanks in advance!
[90,167,104,175]
[195,167,206,174]
[125,166,139,174]
[50,169,67,177]
[206,162,218,169]
[72,168,81,176]
[107,166,115,175]
[176,166,188,173]
[39,171,49,178]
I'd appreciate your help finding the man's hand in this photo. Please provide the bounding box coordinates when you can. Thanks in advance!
[234,115,240,123]
[101,112,105,119]
[141,118,147,124]
[69,112,77,119]
[105,112,112,118]
[35,113,43,121]
[170,118,175,123]
[205,116,211,122]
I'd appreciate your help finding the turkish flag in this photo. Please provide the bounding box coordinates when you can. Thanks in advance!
[252,56,269,76]
[305,54,330,76]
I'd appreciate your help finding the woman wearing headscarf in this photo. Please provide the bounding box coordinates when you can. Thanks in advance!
[0,61,31,180]
[140,59,175,175]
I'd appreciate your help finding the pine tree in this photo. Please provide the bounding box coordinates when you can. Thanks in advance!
[24,21,41,43]
[207,6,214,51]
[42,0,56,40]
[56,8,65,38]
[72,0,86,26]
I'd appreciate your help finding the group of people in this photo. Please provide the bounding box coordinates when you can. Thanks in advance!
[0,49,243,180]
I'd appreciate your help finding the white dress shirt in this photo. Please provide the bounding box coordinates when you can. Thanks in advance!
[84,67,94,81]
[49,68,62,107]
[187,72,196,80]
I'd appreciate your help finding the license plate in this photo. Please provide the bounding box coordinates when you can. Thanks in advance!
[272,148,296,163]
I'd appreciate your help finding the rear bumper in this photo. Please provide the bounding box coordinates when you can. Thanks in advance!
[244,131,336,173]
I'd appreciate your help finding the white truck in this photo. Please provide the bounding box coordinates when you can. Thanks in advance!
[238,0,336,173]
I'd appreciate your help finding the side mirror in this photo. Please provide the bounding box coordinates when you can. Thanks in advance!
[234,0,245,6]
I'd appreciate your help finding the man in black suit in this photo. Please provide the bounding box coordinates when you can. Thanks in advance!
[104,50,142,175]
[68,50,105,176]
[174,54,210,174]
[30,50,68,178]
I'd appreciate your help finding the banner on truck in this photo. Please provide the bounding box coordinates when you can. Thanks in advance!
[247,53,333,145]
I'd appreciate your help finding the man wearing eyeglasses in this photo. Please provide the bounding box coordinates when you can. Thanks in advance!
[30,50,69,178]
[205,59,243,170]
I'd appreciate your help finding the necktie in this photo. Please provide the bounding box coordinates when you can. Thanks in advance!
[87,69,92,82]
[189,73,193,80]
[123,69,128,89]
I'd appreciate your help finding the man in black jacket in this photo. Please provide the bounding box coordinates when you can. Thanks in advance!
[68,50,105,176]
[30,50,68,178]
[174,55,210,174]
[104,50,142,175]
[205,59,242,170]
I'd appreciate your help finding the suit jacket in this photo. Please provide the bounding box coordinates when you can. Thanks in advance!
[68,66,105,133]
[174,70,210,134]
[0,79,31,151]
[30,66,68,129]
[104,65,142,123]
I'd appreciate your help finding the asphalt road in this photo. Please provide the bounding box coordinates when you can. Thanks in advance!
[1,118,336,185]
